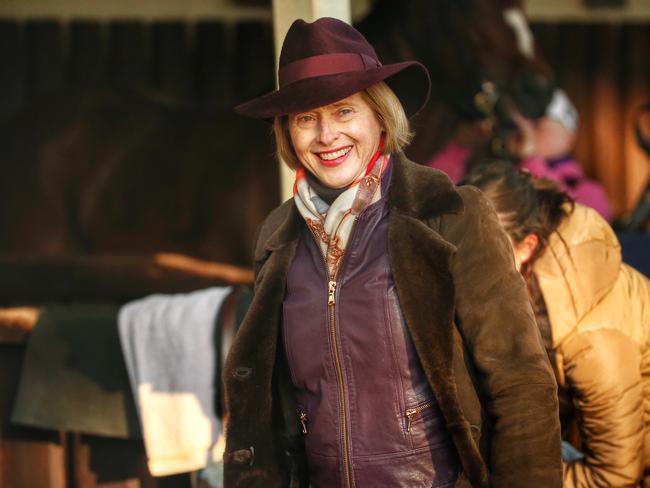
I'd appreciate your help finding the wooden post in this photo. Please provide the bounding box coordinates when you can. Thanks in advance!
[272,0,351,201]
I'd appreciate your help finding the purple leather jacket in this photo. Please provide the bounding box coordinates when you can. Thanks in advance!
[282,163,460,487]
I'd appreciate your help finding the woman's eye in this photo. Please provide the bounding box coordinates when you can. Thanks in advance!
[296,114,316,126]
[339,108,353,117]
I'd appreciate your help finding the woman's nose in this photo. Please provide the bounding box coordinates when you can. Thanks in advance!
[317,120,339,145]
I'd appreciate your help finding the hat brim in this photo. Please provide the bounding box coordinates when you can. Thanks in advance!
[234,61,431,120]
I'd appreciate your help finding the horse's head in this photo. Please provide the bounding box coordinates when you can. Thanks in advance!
[357,0,555,161]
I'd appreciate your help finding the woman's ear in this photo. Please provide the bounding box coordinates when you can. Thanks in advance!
[517,233,539,266]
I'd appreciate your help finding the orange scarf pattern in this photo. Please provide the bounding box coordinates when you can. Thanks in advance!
[293,147,387,278]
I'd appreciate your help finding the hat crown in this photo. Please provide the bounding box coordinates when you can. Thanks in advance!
[234,16,430,120]
[279,17,379,69]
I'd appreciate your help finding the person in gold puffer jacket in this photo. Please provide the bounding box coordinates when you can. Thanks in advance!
[467,162,650,488]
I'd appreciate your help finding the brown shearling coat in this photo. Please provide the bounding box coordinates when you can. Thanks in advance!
[222,153,562,487]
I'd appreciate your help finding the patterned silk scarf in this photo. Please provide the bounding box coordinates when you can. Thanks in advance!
[293,147,388,279]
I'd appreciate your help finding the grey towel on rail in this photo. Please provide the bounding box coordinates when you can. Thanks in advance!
[11,304,141,438]
[118,287,230,477]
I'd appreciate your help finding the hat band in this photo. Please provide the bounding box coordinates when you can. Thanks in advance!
[279,52,381,87]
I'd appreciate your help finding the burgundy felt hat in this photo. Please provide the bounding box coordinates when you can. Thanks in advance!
[234,17,431,119]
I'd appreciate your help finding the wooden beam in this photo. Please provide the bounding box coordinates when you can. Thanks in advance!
[0,253,253,305]
[0,307,41,344]
[525,0,650,22]
[0,437,66,488]
[0,0,271,22]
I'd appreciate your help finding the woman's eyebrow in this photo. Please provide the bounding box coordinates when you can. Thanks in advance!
[330,100,356,108]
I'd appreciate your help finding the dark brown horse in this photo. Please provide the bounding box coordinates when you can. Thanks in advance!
[0,3,552,303]
[0,87,277,265]
[357,0,553,162]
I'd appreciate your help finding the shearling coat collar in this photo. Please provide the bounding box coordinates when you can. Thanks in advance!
[258,152,463,255]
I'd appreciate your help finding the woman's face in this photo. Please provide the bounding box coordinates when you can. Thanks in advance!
[288,92,383,189]
[533,118,575,160]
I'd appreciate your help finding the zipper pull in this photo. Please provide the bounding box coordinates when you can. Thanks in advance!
[299,411,308,434]
[405,408,417,433]
[328,280,337,306]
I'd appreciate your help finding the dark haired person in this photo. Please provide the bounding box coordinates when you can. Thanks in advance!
[467,162,650,488]
[428,89,612,221]
[223,17,561,487]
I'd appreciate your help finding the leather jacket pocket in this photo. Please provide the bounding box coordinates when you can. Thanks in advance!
[405,398,436,433]
[403,397,451,450]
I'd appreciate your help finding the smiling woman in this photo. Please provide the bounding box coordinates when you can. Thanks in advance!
[224,17,562,488]
[273,80,413,176]
[285,93,383,188]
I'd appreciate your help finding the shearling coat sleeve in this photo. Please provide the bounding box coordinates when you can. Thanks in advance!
[441,186,563,486]
[560,329,644,488]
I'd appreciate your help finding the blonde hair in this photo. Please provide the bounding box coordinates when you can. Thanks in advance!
[273,82,413,170]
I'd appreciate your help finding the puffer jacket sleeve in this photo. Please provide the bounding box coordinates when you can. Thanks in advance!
[441,186,563,486]
[561,328,644,488]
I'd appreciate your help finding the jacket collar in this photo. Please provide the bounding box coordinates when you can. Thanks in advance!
[388,152,463,219]
[262,152,464,252]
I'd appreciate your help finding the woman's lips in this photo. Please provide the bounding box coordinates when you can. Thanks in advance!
[315,146,352,167]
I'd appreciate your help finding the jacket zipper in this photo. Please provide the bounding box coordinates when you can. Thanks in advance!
[328,277,354,488]
[405,400,435,432]
[299,411,308,434]
[307,219,358,488]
